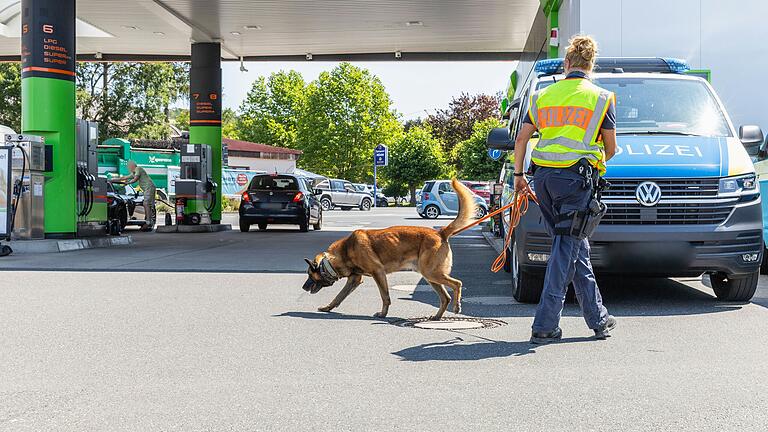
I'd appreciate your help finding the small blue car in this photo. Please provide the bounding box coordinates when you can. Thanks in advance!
[417,180,488,219]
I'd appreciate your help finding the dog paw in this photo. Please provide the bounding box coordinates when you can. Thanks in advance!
[373,311,388,318]
[429,315,443,321]
[453,303,462,314]
[318,306,333,312]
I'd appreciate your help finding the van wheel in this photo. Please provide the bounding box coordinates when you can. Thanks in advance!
[239,220,251,232]
[710,271,759,302]
[760,246,768,275]
[360,199,372,211]
[257,223,268,230]
[313,213,323,230]
[511,238,544,303]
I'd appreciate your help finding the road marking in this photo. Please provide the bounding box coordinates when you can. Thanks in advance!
[462,296,517,305]
[390,284,431,293]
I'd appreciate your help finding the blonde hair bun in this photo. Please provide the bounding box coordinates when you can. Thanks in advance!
[565,35,598,71]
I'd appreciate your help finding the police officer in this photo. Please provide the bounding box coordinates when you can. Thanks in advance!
[112,160,156,231]
[513,35,618,344]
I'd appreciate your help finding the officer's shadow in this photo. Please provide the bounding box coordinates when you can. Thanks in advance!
[392,335,594,362]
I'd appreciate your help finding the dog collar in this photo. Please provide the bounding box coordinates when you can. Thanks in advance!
[319,256,339,282]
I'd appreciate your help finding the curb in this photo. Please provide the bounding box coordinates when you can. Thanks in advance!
[8,236,133,254]
[156,224,232,233]
[482,231,504,255]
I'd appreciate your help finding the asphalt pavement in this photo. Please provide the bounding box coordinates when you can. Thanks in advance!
[1,207,767,431]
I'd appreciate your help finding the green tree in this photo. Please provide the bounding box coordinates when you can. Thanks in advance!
[384,125,446,203]
[426,92,501,157]
[237,70,306,147]
[298,63,401,180]
[0,63,21,132]
[222,108,239,139]
[170,108,190,131]
[77,62,189,140]
[453,118,505,181]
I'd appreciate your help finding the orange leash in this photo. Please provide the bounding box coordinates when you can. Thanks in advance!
[453,184,538,273]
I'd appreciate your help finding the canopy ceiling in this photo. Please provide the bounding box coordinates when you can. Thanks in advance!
[0,0,540,61]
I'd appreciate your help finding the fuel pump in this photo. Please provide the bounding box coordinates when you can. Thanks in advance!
[6,134,45,241]
[76,120,109,236]
[175,143,218,225]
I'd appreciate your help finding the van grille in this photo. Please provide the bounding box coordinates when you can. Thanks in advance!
[601,178,733,225]
[603,178,719,199]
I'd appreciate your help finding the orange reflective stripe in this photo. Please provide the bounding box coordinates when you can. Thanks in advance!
[537,106,594,130]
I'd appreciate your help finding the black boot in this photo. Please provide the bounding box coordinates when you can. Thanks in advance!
[530,327,562,344]
[594,315,616,340]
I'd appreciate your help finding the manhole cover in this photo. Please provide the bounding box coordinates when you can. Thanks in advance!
[391,317,507,330]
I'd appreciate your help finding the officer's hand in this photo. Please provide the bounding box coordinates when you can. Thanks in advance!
[514,175,528,193]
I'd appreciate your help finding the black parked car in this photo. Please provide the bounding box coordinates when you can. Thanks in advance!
[105,180,150,233]
[238,174,322,232]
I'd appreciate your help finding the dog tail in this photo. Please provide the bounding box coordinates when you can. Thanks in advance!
[440,178,478,239]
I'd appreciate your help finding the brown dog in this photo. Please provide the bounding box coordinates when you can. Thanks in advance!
[302,178,477,320]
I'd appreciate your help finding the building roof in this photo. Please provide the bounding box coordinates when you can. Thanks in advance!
[223,138,303,155]
[125,137,302,155]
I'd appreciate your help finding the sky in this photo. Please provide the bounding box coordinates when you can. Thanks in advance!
[220,61,517,120]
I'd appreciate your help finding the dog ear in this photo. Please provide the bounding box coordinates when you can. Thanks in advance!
[304,258,316,269]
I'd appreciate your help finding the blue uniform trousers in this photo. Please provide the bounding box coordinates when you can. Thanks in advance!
[531,166,609,333]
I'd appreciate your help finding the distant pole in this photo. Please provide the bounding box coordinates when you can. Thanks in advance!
[373,158,377,208]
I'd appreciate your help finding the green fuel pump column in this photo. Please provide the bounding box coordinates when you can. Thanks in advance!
[21,0,77,237]
[189,43,223,224]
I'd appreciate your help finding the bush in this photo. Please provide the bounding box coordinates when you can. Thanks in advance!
[221,196,240,212]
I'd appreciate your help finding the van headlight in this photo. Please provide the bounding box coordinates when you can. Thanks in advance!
[718,174,757,195]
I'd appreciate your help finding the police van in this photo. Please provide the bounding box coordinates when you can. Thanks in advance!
[489,58,763,303]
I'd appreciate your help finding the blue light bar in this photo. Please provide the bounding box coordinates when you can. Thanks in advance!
[534,58,564,75]
[660,58,690,73]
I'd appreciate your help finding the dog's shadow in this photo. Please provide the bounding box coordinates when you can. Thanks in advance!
[275,311,390,322]
[391,336,594,362]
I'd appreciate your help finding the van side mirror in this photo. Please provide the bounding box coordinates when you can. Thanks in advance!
[739,125,765,147]
[487,127,514,150]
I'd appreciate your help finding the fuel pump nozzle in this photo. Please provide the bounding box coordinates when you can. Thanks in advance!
[205,179,218,213]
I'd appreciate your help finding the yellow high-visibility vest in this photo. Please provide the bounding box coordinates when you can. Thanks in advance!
[528,78,614,175]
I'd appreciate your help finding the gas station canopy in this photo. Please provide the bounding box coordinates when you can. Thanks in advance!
[0,0,539,61]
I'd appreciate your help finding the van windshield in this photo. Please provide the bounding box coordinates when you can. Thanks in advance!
[537,77,731,137]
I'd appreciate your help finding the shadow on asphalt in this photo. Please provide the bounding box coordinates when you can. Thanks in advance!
[751,296,768,310]
[391,335,596,362]
[275,311,390,322]
[404,276,743,318]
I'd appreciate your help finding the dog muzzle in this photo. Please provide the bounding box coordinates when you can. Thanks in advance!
[303,257,340,293]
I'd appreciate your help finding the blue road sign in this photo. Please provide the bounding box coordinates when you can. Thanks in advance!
[374,144,388,167]
[488,148,502,160]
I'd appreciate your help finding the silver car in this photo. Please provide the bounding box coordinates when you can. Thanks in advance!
[316,179,373,211]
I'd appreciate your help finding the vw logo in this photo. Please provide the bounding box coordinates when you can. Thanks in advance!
[635,181,662,206]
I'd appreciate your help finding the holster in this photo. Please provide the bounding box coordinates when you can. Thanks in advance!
[569,197,608,239]
[554,158,610,239]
